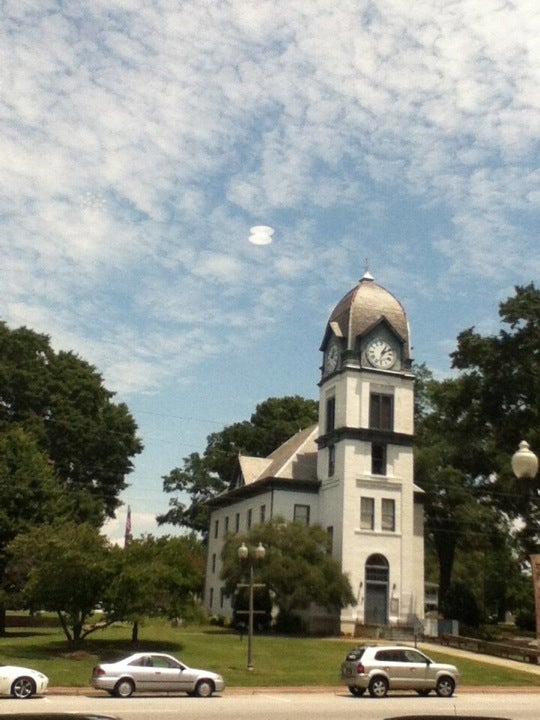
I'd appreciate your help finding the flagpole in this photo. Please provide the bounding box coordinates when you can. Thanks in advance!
[124,505,131,548]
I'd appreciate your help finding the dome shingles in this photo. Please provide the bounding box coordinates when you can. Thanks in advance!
[324,274,411,360]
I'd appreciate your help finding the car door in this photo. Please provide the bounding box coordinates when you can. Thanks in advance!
[147,655,187,692]
[373,649,404,688]
[400,649,432,690]
[126,656,158,691]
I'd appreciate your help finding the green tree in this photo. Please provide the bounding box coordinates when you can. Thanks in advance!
[414,369,515,613]
[451,283,540,556]
[104,534,206,641]
[0,321,143,519]
[220,519,355,631]
[0,426,81,634]
[158,396,318,536]
[4,523,113,648]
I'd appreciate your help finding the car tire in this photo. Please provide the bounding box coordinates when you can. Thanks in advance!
[435,676,455,697]
[368,676,389,698]
[11,676,36,699]
[416,689,431,696]
[348,686,365,696]
[194,679,214,698]
[114,678,135,698]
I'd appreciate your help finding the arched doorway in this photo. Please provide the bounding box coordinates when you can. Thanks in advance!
[364,554,389,624]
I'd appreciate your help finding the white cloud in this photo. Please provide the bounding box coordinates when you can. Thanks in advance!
[0,0,539,398]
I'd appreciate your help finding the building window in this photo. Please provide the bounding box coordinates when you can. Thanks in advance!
[370,393,393,430]
[235,513,240,532]
[328,444,335,476]
[209,588,214,608]
[247,508,252,529]
[326,396,336,433]
[372,442,387,475]
[220,588,225,609]
[382,498,395,531]
[360,497,375,530]
[211,553,216,573]
[214,520,219,539]
[294,504,310,525]
[327,526,334,554]
[260,504,266,523]
[224,516,229,532]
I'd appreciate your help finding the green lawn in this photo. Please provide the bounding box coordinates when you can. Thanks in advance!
[1,620,539,689]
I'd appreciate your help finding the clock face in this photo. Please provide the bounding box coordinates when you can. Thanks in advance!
[325,343,339,372]
[366,338,397,369]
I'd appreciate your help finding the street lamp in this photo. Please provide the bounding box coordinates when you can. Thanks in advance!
[237,541,266,671]
[511,440,540,642]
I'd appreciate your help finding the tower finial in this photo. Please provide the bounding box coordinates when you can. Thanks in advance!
[361,258,374,282]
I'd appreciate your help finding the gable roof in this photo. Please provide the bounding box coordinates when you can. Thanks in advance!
[207,424,320,506]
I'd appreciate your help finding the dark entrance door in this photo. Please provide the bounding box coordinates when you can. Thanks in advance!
[364,554,389,624]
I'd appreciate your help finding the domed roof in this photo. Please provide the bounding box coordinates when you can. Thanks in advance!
[322,271,411,358]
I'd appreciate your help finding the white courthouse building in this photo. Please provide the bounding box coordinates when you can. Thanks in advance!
[205,271,425,633]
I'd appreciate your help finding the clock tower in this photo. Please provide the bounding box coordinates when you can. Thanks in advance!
[318,270,424,632]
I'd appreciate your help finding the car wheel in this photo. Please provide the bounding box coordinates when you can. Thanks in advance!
[435,676,455,697]
[368,676,389,698]
[416,689,431,696]
[114,678,135,698]
[348,686,365,696]
[194,679,214,698]
[11,676,36,699]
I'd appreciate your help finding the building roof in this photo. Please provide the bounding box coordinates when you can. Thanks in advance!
[207,424,320,507]
[322,271,411,360]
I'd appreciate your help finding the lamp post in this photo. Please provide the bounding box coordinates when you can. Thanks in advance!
[237,541,265,671]
[511,440,540,642]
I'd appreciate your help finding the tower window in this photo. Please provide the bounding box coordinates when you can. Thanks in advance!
[235,513,240,532]
[211,553,216,573]
[382,498,395,531]
[260,504,266,523]
[360,497,375,530]
[370,393,393,430]
[247,508,252,529]
[214,520,219,539]
[326,396,336,432]
[372,443,387,475]
[328,444,335,476]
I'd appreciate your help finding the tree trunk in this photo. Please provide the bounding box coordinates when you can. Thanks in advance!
[0,603,6,636]
[131,620,139,643]
[436,535,456,608]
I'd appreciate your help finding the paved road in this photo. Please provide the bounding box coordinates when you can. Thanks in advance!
[2,690,540,720]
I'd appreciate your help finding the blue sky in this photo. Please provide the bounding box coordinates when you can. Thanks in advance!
[2,1,539,543]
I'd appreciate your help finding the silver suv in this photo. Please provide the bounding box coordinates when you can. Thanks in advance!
[340,645,460,698]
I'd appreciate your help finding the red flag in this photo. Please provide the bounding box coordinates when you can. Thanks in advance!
[124,505,132,548]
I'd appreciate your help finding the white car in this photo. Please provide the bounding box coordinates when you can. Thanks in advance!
[0,664,49,699]
[91,652,225,698]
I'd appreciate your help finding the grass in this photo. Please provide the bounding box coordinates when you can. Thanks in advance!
[1,619,539,689]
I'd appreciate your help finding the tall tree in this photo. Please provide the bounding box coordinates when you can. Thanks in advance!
[104,534,205,641]
[451,283,540,556]
[0,321,143,519]
[220,518,355,630]
[158,396,318,536]
[4,523,113,648]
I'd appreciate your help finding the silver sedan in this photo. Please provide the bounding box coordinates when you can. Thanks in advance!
[91,652,225,698]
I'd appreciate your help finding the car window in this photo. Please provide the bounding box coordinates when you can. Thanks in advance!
[345,648,365,661]
[403,649,429,663]
[376,650,394,661]
[152,656,174,668]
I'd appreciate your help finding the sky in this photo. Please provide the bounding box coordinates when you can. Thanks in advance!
[2,0,539,544]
